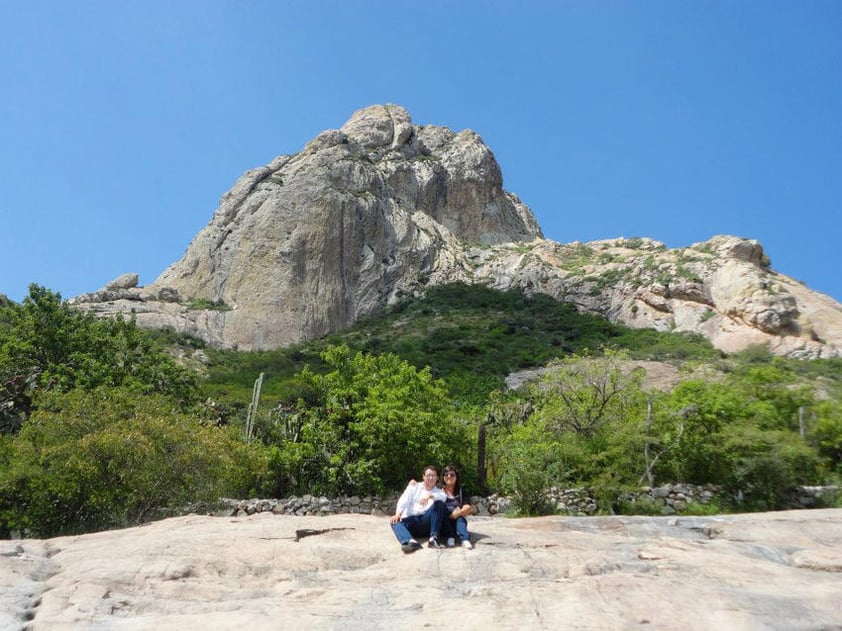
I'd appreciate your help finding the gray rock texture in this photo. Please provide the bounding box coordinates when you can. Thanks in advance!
[2,509,840,630]
[69,106,842,358]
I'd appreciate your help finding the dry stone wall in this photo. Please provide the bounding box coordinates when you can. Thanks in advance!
[215,484,836,519]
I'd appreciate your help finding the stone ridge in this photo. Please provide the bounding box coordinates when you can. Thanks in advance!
[69,105,842,358]
[467,234,842,359]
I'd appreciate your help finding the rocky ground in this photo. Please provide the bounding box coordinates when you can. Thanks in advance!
[2,508,840,630]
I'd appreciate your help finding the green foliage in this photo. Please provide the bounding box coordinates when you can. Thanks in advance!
[720,424,822,511]
[185,298,232,311]
[622,237,647,250]
[645,366,828,510]
[498,425,566,515]
[2,281,839,533]
[614,495,725,516]
[614,495,667,516]
[810,400,842,473]
[614,329,722,361]
[199,283,722,417]
[529,349,646,438]
[488,346,836,514]
[0,387,267,537]
[0,285,199,433]
[493,351,652,514]
[257,345,469,496]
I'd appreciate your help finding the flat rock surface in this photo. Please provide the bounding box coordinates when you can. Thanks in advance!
[2,509,841,630]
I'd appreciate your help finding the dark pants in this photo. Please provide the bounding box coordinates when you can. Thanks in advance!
[441,515,470,542]
[391,500,447,543]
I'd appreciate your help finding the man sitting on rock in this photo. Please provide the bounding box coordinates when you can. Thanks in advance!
[389,465,448,553]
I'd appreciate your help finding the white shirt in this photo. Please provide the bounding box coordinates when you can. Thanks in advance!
[395,482,446,518]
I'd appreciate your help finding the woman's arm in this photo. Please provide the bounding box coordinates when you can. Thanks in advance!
[450,503,473,519]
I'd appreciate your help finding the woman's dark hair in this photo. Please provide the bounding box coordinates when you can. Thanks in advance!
[442,464,460,487]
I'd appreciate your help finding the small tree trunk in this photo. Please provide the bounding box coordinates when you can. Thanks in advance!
[641,399,654,487]
[477,423,488,495]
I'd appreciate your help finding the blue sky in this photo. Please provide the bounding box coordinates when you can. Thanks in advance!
[2,1,840,303]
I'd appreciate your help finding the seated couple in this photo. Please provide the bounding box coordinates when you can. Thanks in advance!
[389,464,474,553]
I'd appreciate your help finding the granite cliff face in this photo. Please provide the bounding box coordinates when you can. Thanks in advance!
[71,105,842,358]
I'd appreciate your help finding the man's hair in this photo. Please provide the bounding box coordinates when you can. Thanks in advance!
[423,465,439,476]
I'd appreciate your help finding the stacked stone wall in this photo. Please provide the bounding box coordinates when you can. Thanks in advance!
[217,484,837,519]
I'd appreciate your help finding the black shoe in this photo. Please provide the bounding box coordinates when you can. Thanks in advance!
[427,537,444,549]
[401,540,422,554]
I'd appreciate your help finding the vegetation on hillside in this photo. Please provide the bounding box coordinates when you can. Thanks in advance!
[199,283,723,408]
[1,282,841,536]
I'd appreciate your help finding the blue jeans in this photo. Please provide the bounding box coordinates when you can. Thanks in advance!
[391,501,447,543]
[441,515,470,542]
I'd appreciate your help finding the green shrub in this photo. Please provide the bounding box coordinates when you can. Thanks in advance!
[263,345,469,496]
[185,298,232,311]
[614,495,665,516]
[0,387,267,537]
[498,438,562,515]
[721,425,824,511]
[0,285,199,433]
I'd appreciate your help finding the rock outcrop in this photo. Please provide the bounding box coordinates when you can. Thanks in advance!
[2,509,841,629]
[70,105,842,358]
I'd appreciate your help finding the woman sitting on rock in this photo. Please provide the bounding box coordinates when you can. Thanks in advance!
[440,464,474,549]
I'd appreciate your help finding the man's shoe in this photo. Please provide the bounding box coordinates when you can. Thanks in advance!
[428,537,444,549]
[462,540,473,550]
[401,539,422,554]
[446,537,456,548]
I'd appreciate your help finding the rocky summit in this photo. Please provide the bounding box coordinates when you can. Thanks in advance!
[70,105,842,358]
[2,509,841,630]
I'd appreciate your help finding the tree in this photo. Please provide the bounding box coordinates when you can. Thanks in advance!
[530,349,646,439]
[0,387,266,537]
[654,368,827,508]
[494,350,649,513]
[268,345,467,496]
[812,399,842,473]
[0,285,198,432]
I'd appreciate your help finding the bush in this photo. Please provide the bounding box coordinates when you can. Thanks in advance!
[812,400,842,472]
[498,423,574,515]
[264,345,469,496]
[0,285,199,433]
[0,387,267,537]
[721,424,824,511]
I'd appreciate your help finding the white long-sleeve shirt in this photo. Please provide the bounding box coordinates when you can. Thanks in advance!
[395,482,447,518]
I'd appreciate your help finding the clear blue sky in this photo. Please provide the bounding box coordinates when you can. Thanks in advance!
[2,1,840,303]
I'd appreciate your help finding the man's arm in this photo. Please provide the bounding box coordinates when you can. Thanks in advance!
[390,482,415,523]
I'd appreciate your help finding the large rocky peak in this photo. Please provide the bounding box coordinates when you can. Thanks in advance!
[71,105,842,358]
[72,105,540,350]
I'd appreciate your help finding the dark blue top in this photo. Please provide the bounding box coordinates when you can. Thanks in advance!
[444,486,471,513]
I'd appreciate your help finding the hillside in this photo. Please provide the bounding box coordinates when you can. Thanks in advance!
[68,105,842,359]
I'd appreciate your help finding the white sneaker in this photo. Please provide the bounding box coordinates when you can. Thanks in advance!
[446,538,455,548]
[462,540,473,550]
